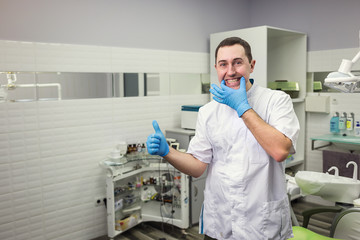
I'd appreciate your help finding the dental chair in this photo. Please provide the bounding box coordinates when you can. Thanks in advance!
[290,206,360,240]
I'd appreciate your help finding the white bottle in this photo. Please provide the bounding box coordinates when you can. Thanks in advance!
[346,112,354,134]
[355,121,360,137]
[339,112,347,135]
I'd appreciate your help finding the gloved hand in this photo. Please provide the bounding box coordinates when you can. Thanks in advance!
[209,77,251,117]
[146,120,169,157]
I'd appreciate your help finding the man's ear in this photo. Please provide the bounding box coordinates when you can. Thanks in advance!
[250,60,256,73]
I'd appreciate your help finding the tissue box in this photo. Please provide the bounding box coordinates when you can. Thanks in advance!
[181,105,202,130]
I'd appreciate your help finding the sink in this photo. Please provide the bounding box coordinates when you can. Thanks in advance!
[295,171,360,204]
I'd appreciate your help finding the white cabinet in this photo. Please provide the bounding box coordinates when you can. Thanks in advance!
[210,26,307,170]
[101,156,189,239]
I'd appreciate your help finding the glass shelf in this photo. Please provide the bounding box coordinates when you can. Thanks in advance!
[99,154,163,178]
[311,134,360,150]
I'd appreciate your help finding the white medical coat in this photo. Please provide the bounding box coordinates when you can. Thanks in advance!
[187,81,300,240]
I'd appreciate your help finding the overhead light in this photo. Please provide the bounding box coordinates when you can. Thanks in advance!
[324,34,360,93]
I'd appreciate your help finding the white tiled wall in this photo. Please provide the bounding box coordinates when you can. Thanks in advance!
[306,47,360,172]
[307,47,360,72]
[2,39,359,239]
[0,40,209,73]
[0,40,210,240]
[305,93,360,172]
[0,94,210,240]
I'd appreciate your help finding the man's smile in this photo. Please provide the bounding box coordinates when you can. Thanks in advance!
[225,77,241,88]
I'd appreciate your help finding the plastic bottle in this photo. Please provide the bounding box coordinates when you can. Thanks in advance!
[355,121,360,137]
[136,142,142,153]
[346,112,354,135]
[141,143,146,154]
[330,112,340,134]
[339,112,347,135]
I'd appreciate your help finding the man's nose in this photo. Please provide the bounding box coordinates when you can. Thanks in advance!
[227,64,236,75]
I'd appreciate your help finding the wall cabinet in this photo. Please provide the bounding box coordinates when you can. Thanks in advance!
[100,156,189,239]
[210,26,307,171]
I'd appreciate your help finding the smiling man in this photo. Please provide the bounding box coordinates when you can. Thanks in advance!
[146,37,300,239]
[214,38,254,91]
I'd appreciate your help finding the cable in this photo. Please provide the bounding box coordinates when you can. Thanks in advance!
[159,157,165,233]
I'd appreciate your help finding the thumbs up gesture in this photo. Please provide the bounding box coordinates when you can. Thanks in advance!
[146,120,169,157]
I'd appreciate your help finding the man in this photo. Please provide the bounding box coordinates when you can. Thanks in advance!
[147,37,300,240]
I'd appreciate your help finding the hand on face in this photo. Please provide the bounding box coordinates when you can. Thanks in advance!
[210,77,251,117]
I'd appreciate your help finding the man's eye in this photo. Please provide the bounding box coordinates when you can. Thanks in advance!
[235,61,242,65]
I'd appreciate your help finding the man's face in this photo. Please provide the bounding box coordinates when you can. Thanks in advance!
[215,44,255,90]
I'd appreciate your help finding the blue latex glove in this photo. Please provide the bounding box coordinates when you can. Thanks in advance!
[146,120,169,157]
[209,77,251,117]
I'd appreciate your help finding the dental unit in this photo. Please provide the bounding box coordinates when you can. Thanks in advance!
[346,161,358,181]
[324,33,360,93]
[327,166,339,177]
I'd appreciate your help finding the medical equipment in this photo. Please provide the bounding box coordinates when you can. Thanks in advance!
[291,207,360,240]
[181,105,202,130]
[324,41,360,93]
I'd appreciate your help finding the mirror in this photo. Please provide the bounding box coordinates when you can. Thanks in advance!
[0,72,210,102]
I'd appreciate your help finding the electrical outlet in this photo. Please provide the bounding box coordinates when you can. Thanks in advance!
[95,197,105,207]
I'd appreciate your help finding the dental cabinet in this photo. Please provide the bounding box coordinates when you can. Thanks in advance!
[210,26,307,172]
[100,155,189,239]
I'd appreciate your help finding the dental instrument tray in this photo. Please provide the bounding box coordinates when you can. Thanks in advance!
[268,80,299,98]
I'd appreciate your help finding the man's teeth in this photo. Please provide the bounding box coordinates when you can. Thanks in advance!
[226,78,240,83]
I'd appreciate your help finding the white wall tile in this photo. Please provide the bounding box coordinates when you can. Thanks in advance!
[11,177,28,193]
[0,194,12,225]
[0,39,211,240]
[0,184,12,196]
[111,47,171,73]
[308,47,360,72]
[0,39,210,74]
[0,41,36,72]
[305,93,360,172]
[0,223,15,240]
[35,42,113,72]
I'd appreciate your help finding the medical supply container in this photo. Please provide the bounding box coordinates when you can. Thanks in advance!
[181,105,202,130]
[330,112,340,134]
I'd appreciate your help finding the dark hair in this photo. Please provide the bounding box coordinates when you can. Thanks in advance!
[215,37,252,64]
